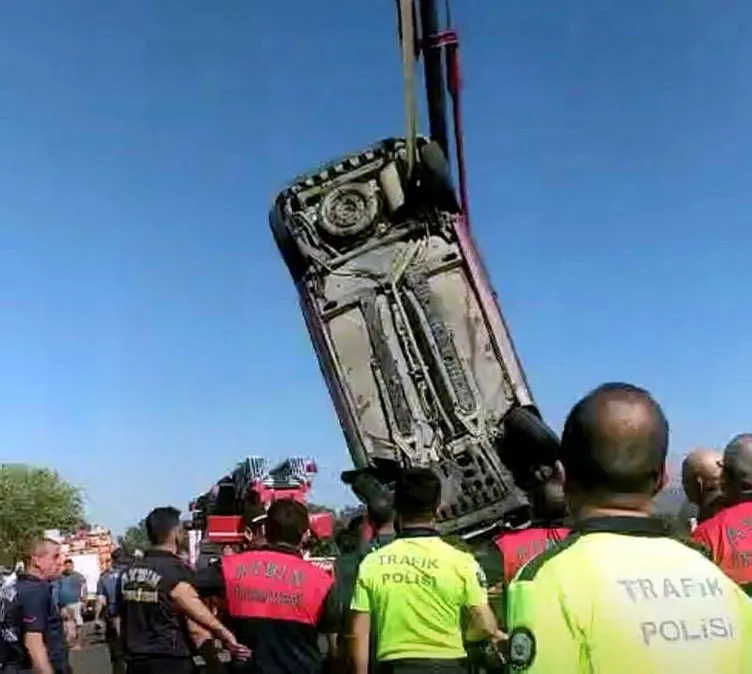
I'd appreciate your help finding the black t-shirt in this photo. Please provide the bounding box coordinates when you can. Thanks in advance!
[4,574,68,673]
[195,545,340,674]
[116,549,195,660]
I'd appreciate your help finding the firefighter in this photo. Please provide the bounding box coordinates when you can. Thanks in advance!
[195,499,340,674]
[493,463,570,589]
[693,434,752,594]
[682,448,725,525]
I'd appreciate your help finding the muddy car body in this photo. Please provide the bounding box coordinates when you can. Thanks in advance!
[270,137,558,537]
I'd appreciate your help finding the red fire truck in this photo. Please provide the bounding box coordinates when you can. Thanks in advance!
[187,456,335,571]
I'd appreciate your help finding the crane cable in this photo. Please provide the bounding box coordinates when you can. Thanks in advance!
[397,0,418,176]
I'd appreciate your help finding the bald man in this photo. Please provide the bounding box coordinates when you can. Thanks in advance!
[681,448,724,524]
[504,383,752,672]
[693,434,752,594]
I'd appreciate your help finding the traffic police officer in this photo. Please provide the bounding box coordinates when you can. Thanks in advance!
[117,506,245,674]
[505,382,752,673]
[195,498,340,674]
[350,467,503,674]
[693,434,752,594]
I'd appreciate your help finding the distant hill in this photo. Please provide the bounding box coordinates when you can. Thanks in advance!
[652,462,698,529]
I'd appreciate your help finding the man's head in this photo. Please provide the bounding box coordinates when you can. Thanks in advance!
[264,499,310,547]
[394,467,442,527]
[367,493,395,533]
[530,462,567,522]
[110,548,128,569]
[145,506,185,551]
[560,382,669,512]
[23,539,63,581]
[62,559,74,575]
[681,448,723,507]
[719,433,752,498]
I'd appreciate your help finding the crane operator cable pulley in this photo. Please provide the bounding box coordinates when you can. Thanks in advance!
[396,0,419,177]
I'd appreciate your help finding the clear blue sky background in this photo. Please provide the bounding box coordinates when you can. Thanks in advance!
[1,2,751,534]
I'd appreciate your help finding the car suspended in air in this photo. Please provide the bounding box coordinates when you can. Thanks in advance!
[269,1,560,539]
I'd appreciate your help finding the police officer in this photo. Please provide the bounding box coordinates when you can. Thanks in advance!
[117,506,246,674]
[505,382,752,672]
[349,467,503,674]
[493,464,570,588]
[195,499,340,674]
[693,434,752,594]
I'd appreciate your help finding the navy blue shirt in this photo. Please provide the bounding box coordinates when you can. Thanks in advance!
[6,574,68,672]
[96,569,121,617]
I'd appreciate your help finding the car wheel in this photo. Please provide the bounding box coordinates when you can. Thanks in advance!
[496,406,561,490]
[419,141,461,213]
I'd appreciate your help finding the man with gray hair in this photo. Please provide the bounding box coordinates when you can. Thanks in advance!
[692,433,752,594]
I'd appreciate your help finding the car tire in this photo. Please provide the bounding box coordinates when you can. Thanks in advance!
[341,469,392,506]
[419,141,461,213]
[496,406,561,490]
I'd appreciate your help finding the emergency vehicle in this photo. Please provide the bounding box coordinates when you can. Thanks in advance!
[187,456,335,570]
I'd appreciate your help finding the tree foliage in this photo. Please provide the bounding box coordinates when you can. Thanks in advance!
[0,464,85,565]
[118,519,150,553]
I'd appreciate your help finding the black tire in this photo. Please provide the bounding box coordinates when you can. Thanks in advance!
[419,140,461,213]
[341,469,392,506]
[496,406,561,490]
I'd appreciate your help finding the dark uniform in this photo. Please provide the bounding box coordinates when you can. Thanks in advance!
[195,543,339,674]
[97,564,127,674]
[2,574,69,674]
[117,550,197,674]
[692,495,752,595]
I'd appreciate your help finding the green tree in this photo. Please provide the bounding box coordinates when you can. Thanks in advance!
[0,464,85,565]
[118,520,150,553]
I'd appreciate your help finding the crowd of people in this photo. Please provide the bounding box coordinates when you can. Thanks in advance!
[2,381,752,673]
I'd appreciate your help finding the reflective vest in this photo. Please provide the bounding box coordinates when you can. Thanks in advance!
[222,548,333,624]
[494,525,570,583]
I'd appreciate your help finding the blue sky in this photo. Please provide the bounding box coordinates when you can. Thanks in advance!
[1,2,752,534]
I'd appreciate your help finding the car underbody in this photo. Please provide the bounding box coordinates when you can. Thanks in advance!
[271,137,559,538]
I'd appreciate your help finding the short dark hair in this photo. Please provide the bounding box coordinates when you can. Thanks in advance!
[265,499,309,546]
[367,494,394,528]
[561,382,669,496]
[394,468,442,521]
[144,506,182,546]
[111,548,127,565]
[64,558,73,565]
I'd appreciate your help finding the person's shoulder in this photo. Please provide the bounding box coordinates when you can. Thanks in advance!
[357,546,382,568]
[511,531,583,583]
[439,536,493,567]
[694,507,728,531]
[673,534,713,560]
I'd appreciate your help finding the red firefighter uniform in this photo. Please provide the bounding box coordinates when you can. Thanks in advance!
[692,498,752,595]
[493,525,570,584]
[195,544,340,674]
